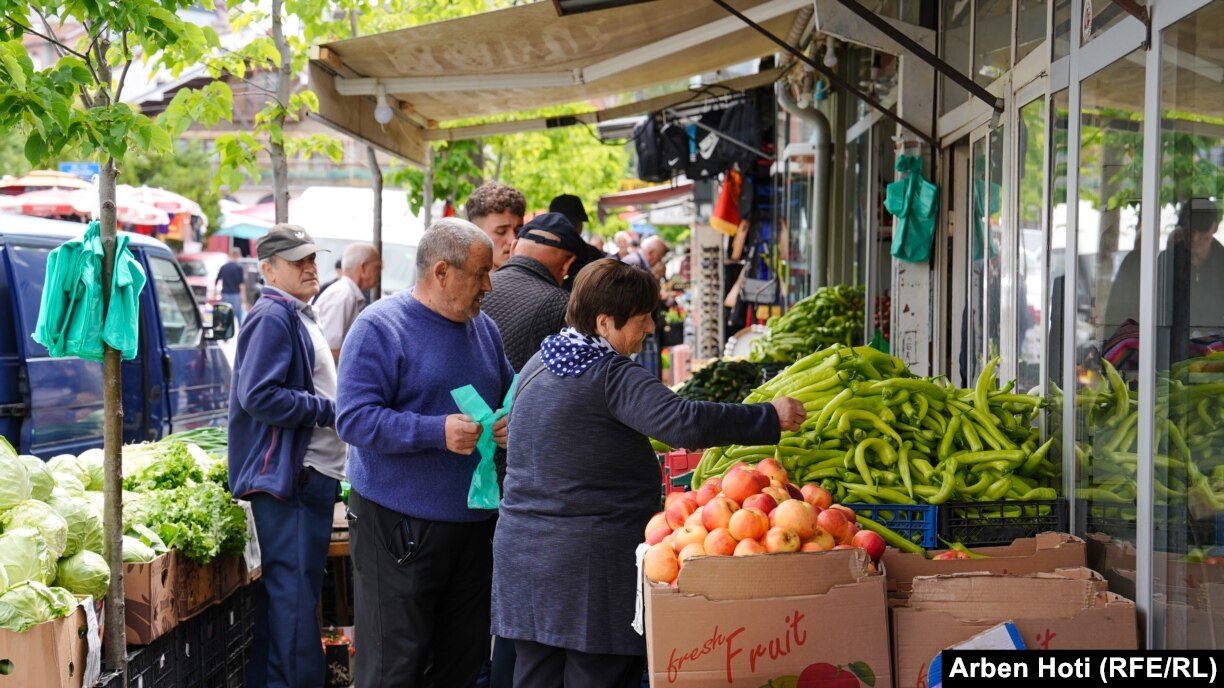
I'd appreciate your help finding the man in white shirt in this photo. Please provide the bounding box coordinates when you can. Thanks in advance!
[315,242,382,364]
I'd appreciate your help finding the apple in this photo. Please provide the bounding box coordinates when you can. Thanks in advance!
[644,512,669,538]
[829,504,857,519]
[694,477,722,507]
[722,466,768,503]
[678,542,706,564]
[661,533,676,551]
[742,493,778,514]
[673,525,709,552]
[800,540,827,552]
[733,538,766,556]
[756,458,789,485]
[801,484,834,510]
[785,483,805,501]
[665,494,699,530]
[816,507,851,542]
[762,485,791,505]
[644,543,680,584]
[701,495,740,531]
[772,500,819,540]
[797,661,861,688]
[764,526,801,553]
[664,491,687,508]
[645,527,672,546]
[803,526,835,551]
[704,527,739,556]
[840,522,861,544]
[851,530,886,561]
[728,507,770,542]
[685,507,705,528]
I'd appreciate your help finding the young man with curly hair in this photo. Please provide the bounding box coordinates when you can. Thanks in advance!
[465,182,527,270]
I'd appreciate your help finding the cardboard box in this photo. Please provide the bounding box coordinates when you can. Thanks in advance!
[891,568,1138,688]
[881,532,1086,593]
[173,552,218,621]
[0,601,94,688]
[124,551,178,645]
[644,549,891,688]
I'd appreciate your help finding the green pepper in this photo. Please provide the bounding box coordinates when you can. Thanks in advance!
[939,415,962,461]
[927,459,960,505]
[899,441,914,500]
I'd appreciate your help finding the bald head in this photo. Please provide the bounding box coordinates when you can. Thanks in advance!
[641,236,668,266]
[514,233,577,286]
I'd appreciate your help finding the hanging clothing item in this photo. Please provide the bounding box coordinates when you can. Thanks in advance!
[884,154,941,263]
[33,220,147,361]
[710,169,742,236]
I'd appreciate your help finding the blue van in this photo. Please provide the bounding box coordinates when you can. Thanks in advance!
[0,214,234,456]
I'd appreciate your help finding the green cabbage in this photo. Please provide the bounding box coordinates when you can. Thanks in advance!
[121,536,157,563]
[128,524,168,554]
[1,500,70,560]
[75,448,105,491]
[0,527,57,585]
[0,452,31,512]
[46,454,90,490]
[47,491,103,556]
[0,581,77,632]
[53,550,110,600]
[52,472,87,496]
[19,455,54,501]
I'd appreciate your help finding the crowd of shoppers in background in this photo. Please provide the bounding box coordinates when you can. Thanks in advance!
[226,181,692,688]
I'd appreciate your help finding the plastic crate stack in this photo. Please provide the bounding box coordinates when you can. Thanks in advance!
[659,448,704,496]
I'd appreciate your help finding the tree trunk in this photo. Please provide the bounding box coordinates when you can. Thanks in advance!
[423,146,434,228]
[368,146,382,301]
[96,43,127,675]
[271,0,291,223]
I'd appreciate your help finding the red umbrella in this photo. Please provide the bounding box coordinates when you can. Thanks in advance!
[70,189,171,227]
[121,185,203,218]
[0,189,83,218]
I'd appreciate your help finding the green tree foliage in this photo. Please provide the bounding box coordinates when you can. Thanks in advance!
[123,141,223,235]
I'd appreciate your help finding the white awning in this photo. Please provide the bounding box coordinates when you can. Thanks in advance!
[308,0,810,167]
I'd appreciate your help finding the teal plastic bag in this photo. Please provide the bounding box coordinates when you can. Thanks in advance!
[884,155,940,263]
[450,374,518,509]
[32,221,147,361]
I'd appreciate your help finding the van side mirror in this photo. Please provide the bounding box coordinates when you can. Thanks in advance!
[207,303,236,341]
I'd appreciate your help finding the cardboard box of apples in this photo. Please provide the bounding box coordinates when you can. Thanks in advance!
[639,459,892,688]
[642,458,886,584]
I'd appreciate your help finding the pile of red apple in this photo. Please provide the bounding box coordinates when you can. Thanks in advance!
[643,459,887,585]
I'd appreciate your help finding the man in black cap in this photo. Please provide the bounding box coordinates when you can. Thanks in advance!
[481,212,579,371]
[228,224,344,688]
[549,194,607,292]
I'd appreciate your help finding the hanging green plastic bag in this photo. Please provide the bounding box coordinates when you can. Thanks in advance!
[869,329,890,354]
[884,155,940,263]
[450,375,518,509]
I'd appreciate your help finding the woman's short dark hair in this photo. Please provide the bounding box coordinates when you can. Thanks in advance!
[566,260,659,335]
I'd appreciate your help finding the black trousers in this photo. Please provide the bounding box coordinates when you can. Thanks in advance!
[513,639,645,688]
[349,489,495,688]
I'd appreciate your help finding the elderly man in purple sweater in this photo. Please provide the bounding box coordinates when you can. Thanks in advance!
[337,218,515,688]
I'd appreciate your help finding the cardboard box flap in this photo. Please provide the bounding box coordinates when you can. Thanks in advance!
[907,568,1114,618]
[676,549,870,600]
[882,532,1086,590]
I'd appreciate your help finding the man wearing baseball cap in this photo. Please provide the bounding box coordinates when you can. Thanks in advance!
[548,194,608,292]
[228,224,345,688]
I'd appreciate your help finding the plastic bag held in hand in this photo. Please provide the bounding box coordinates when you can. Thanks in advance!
[450,375,518,509]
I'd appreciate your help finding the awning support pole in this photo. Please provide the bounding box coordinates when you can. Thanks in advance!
[832,0,1003,113]
[710,0,937,148]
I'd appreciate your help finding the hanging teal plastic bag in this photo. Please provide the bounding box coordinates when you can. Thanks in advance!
[450,374,518,509]
[884,154,940,263]
[33,220,146,361]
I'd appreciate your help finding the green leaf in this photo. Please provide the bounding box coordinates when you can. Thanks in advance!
[848,661,876,687]
[1,48,25,91]
[23,131,46,165]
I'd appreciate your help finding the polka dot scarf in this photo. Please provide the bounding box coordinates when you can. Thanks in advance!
[540,327,616,378]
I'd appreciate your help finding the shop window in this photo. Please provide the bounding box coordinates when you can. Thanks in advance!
[1075,50,1145,554]
[973,0,1012,85]
[1052,0,1071,60]
[1081,0,1143,46]
[1154,2,1224,649]
[1016,97,1046,393]
[1016,0,1048,64]
[967,127,1004,382]
[1045,87,1069,490]
[940,0,972,114]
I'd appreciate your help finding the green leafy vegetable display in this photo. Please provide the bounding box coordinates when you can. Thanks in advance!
[2,500,69,560]
[53,550,110,600]
[0,527,57,586]
[0,450,31,512]
[140,483,248,564]
[19,455,54,502]
[0,581,78,633]
[46,492,103,557]
[122,440,203,491]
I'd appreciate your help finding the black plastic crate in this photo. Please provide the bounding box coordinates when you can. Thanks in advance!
[174,616,202,688]
[95,670,124,687]
[221,587,255,657]
[1076,500,1216,554]
[198,606,226,673]
[128,634,177,688]
[938,499,1068,546]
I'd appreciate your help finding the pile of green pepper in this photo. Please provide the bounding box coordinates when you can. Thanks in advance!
[675,359,762,404]
[748,285,866,363]
[693,346,1060,509]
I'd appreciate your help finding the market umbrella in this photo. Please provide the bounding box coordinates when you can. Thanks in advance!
[0,170,96,195]
[122,184,204,218]
[0,189,84,218]
[70,189,171,226]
